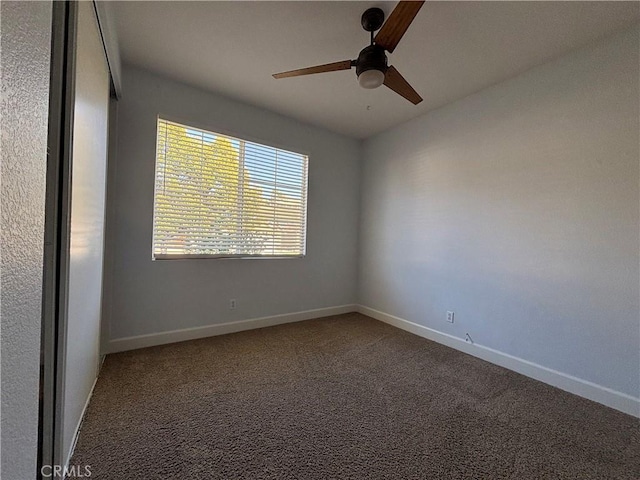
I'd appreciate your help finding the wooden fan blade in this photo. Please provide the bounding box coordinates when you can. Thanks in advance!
[384,66,423,104]
[374,1,425,53]
[273,60,353,79]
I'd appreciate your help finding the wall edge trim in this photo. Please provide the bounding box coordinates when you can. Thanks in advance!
[358,305,640,418]
[105,304,358,353]
[105,303,638,417]
[63,356,104,470]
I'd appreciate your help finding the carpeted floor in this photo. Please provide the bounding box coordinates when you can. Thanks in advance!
[71,313,639,479]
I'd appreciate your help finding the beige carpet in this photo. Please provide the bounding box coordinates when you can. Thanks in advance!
[71,313,639,479]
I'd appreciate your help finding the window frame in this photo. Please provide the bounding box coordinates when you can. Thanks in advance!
[151,117,310,261]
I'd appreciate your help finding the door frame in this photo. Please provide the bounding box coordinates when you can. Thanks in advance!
[39,0,78,474]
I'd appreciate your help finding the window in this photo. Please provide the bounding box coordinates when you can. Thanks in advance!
[152,119,308,259]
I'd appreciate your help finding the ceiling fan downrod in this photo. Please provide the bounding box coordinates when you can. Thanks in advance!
[362,8,382,46]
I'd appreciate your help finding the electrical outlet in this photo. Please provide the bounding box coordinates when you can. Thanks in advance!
[229,299,237,310]
[446,311,454,323]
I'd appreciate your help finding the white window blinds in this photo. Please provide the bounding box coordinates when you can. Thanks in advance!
[153,119,308,259]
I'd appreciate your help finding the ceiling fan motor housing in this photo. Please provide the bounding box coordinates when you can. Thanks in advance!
[356,45,388,77]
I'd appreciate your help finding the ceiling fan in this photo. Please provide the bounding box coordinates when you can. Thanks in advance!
[273,1,425,105]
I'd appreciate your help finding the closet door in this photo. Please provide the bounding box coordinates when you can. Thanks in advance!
[60,1,110,465]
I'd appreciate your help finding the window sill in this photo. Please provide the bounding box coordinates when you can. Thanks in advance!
[152,254,305,260]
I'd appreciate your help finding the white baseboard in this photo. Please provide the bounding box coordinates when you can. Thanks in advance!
[358,305,640,418]
[64,356,104,470]
[106,304,358,354]
[104,303,638,417]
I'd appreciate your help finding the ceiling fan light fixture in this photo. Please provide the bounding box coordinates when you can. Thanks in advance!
[358,68,385,89]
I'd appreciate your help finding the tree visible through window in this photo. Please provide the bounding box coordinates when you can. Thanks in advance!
[152,119,308,258]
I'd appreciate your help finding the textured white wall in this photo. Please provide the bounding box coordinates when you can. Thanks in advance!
[0,1,52,477]
[104,66,360,341]
[359,26,639,399]
[61,2,110,463]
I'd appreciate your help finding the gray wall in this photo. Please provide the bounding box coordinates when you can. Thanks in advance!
[104,66,360,342]
[358,26,639,399]
[61,1,110,463]
[0,1,52,477]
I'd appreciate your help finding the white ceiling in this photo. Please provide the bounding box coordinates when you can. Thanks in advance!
[110,1,639,139]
